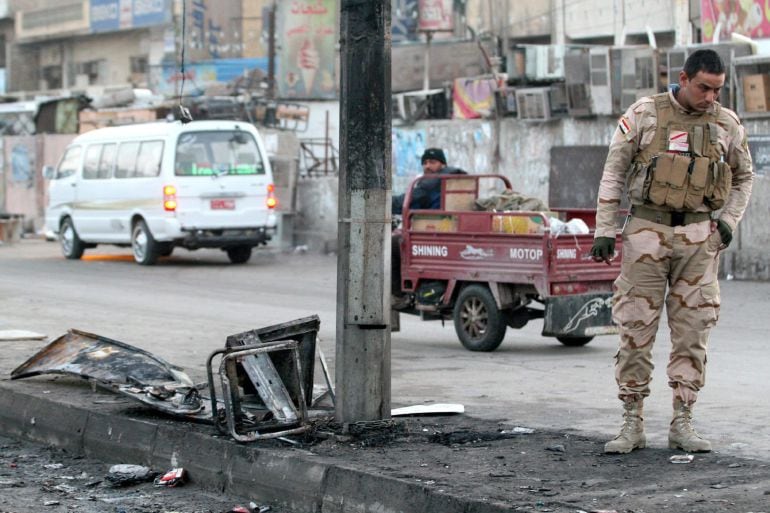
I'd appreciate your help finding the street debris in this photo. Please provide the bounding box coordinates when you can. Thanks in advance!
[105,464,156,487]
[10,329,204,417]
[669,454,695,464]
[10,316,335,442]
[155,467,187,487]
[545,444,566,453]
[0,329,47,341]
[391,403,465,416]
[230,503,271,513]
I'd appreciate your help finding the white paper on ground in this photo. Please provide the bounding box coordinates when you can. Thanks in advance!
[391,403,465,416]
[0,330,47,341]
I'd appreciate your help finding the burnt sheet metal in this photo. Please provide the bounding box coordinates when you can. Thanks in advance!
[226,315,320,408]
[11,329,203,416]
[208,340,309,442]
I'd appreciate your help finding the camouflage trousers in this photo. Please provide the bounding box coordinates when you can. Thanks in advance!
[612,216,721,406]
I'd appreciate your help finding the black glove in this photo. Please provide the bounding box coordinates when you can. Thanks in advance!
[591,237,615,264]
[716,219,732,247]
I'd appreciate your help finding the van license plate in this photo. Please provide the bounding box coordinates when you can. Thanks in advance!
[211,199,235,210]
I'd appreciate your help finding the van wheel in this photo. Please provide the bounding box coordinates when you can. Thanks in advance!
[226,245,252,264]
[131,220,160,265]
[453,284,506,352]
[556,336,594,347]
[59,218,85,260]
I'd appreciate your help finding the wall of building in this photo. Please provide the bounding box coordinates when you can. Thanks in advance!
[299,113,770,280]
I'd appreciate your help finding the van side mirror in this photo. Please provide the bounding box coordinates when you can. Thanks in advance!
[42,165,55,180]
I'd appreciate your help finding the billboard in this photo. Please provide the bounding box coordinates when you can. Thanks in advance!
[418,0,453,32]
[90,0,170,33]
[277,0,337,99]
[701,0,770,42]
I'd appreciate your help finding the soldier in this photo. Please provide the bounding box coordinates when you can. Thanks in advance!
[591,49,754,454]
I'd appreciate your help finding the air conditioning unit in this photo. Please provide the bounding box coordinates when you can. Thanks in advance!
[564,48,592,117]
[525,45,566,81]
[550,82,569,116]
[589,46,613,115]
[666,43,751,110]
[611,47,660,115]
[516,87,551,121]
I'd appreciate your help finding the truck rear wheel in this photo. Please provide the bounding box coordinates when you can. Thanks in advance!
[453,284,506,352]
[556,336,594,347]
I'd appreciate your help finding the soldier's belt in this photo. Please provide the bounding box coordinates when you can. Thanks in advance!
[630,205,711,227]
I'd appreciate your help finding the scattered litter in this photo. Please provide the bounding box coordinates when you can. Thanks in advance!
[44,463,64,469]
[155,468,187,487]
[669,455,694,464]
[0,478,24,487]
[106,464,156,487]
[509,426,535,434]
[0,329,47,341]
[546,444,566,453]
[590,510,619,513]
[728,463,742,468]
[43,501,60,506]
[230,502,270,513]
[391,403,464,416]
[710,484,727,489]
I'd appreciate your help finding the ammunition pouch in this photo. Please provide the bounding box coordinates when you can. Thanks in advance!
[639,154,731,211]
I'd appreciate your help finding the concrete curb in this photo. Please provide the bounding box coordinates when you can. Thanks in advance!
[0,380,512,513]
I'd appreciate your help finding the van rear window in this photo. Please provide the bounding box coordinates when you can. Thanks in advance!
[175,131,265,176]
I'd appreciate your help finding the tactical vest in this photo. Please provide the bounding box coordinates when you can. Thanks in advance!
[626,93,732,211]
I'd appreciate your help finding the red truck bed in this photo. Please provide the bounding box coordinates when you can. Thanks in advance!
[395,174,623,350]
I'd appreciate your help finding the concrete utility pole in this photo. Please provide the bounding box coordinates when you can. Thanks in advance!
[335,0,392,424]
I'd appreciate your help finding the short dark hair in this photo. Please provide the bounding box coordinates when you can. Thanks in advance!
[683,49,725,78]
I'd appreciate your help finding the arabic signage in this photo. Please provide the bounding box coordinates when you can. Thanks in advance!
[154,58,269,97]
[701,0,770,42]
[90,0,170,33]
[277,0,337,99]
[418,0,453,32]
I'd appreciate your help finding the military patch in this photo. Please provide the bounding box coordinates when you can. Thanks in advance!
[668,130,689,152]
[619,117,631,135]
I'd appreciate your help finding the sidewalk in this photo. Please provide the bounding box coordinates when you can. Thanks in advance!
[1,373,769,513]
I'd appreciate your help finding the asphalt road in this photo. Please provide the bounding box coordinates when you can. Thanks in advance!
[1,239,769,462]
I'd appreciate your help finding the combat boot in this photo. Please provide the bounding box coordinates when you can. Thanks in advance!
[604,400,646,454]
[669,401,711,452]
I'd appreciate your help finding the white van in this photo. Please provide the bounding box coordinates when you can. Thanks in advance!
[43,120,277,265]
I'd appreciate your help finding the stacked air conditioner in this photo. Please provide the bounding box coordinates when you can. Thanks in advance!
[610,46,660,115]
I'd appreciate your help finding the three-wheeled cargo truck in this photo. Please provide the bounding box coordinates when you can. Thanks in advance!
[392,174,623,351]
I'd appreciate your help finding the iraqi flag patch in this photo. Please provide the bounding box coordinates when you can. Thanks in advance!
[618,116,633,141]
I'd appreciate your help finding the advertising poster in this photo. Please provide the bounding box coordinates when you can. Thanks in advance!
[277,1,337,99]
[701,0,770,42]
[418,0,453,32]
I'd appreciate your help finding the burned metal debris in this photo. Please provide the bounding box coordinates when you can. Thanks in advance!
[10,329,203,417]
[11,316,335,441]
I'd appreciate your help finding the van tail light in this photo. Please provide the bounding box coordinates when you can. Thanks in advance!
[163,185,177,212]
[266,183,277,209]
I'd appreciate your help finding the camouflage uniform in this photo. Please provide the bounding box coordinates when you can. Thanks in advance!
[596,89,753,406]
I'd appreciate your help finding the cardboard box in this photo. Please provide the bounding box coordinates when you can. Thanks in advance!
[411,215,458,232]
[743,74,770,112]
